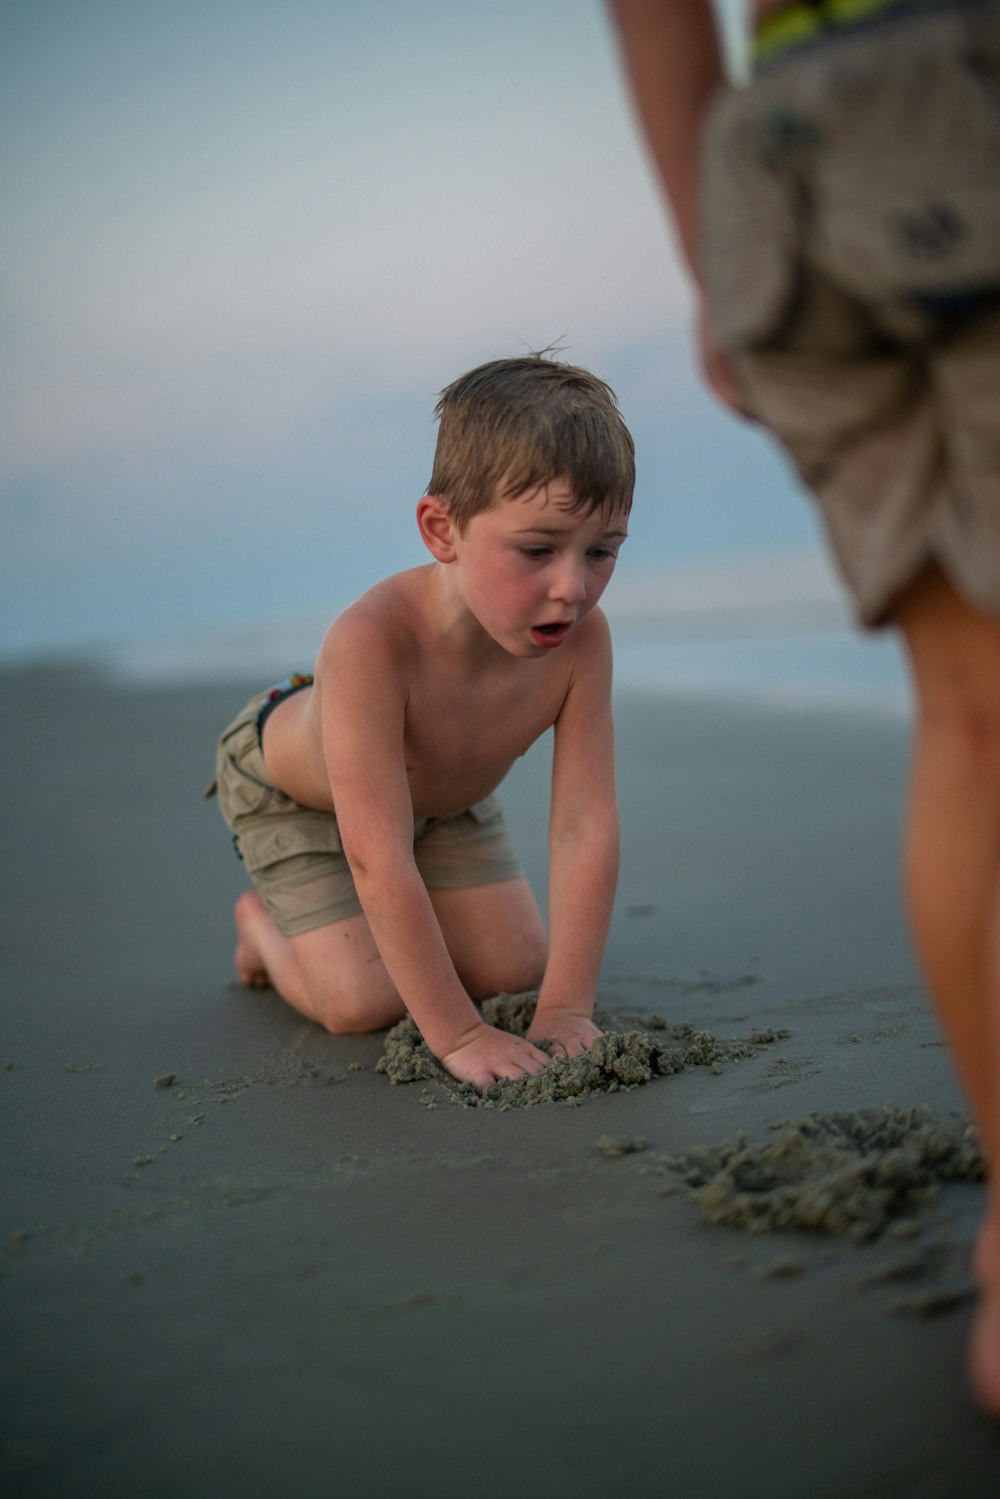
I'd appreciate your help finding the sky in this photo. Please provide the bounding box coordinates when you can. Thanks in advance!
[0,0,858,679]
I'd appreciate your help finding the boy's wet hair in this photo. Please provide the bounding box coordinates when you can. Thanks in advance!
[427,354,635,529]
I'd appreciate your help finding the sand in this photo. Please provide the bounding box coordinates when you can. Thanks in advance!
[1,662,998,1497]
[376,991,789,1105]
[659,1105,984,1240]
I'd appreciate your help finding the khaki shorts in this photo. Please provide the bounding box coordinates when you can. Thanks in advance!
[212,691,524,937]
[701,0,1000,626]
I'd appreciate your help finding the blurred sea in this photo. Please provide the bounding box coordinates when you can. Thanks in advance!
[87,546,910,718]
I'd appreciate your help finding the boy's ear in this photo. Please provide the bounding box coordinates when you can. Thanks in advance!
[416,495,458,562]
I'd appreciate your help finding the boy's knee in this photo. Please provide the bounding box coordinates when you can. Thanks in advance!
[319,1013,373,1037]
[305,976,404,1036]
[470,931,547,1000]
[515,931,548,991]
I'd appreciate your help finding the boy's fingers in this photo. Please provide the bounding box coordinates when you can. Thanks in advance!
[518,1053,548,1077]
[493,1046,549,1082]
[443,1029,555,1088]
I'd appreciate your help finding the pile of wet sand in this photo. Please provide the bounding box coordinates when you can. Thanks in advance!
[376,992,786,1108]
[660,1106,984,1240]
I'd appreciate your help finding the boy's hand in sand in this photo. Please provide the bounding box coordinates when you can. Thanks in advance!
[526,1010,603,1060]
[440,1023,551,1090]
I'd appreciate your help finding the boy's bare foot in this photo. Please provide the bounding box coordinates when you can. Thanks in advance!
[234,890,274,988]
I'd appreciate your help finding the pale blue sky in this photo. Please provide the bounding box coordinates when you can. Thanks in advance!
[1,0,840,670]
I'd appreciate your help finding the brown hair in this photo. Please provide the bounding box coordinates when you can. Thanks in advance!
[427,354,635,530]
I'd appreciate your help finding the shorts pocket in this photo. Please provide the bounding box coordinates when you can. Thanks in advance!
[814,36,1000,300]
[215,705,273,819]
[236,813,343,875]
[700,84,802,350]
[217,762,274,820]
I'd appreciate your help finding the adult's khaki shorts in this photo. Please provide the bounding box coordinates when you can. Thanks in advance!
[701,0,1000,626]
[213,691,524,937]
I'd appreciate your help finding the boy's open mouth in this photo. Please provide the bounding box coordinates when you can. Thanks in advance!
[531,621,571,647]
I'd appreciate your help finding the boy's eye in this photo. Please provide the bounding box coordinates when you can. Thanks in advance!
[590,547,619,562]
[520,546,551,559]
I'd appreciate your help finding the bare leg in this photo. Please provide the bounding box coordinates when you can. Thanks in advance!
[232,889,405,1032]
[895,565,1000,1416]
[232,875,548,1036]
[429,877,548,1000]
[234,891,275,988]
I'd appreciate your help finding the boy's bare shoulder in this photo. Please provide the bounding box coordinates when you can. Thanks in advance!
[567,604,613,671]
[319,567,430,666]
[576,602,612,642]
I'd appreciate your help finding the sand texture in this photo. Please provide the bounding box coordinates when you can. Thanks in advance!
[377,991,788,1106]
[2,667,998,1498]
[661,1106,984,1239]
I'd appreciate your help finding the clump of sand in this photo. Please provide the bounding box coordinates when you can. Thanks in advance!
[375,992,785,1109]
[660,1107,984,1240]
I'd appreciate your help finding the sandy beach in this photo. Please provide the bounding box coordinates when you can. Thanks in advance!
[2,662,999,1497]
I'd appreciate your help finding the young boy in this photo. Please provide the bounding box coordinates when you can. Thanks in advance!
[211,355,634,1092]
[607,0,1000,1415]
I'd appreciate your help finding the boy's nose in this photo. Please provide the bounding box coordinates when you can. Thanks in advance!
[550,559,587,604]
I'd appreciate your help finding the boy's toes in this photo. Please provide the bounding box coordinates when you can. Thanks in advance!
[233,891,273,988]
[236,957,271,989]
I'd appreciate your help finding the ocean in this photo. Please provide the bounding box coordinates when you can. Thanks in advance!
[77,544,910,719]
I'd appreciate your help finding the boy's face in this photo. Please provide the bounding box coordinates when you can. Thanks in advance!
[450,479,627,658]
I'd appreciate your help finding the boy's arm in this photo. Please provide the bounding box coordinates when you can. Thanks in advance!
[526,610,619,1057]
[320,616,549,1089]
[606,0,745,412]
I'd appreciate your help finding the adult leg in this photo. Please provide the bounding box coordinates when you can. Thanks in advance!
[894,564,1000,1415]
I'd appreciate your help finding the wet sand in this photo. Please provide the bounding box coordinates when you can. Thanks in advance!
[2,663,999,1496]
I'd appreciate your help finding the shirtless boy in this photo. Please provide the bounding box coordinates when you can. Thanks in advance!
[608,0,1000,1416]
[211,354,634,1092]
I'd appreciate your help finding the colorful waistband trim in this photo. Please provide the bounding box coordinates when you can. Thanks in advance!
[753,0,949,65]
[263,673,313,704]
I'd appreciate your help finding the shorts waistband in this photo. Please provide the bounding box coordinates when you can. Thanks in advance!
[753,0,954,66]
[256,673,314,747]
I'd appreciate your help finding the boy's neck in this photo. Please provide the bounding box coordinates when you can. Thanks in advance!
[424,562,513,669]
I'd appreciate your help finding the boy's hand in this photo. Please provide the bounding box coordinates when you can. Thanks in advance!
[526,1010,603,1060]
[440,1024,551,1091]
